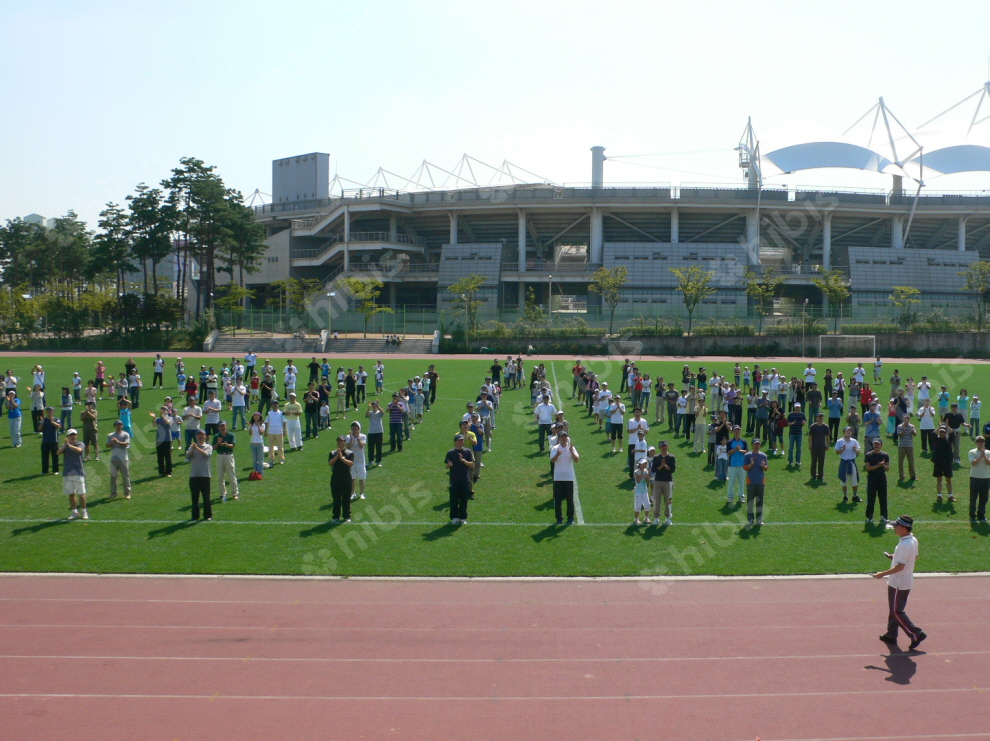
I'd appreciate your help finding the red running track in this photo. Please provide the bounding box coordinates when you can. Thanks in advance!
[0,574,988,741]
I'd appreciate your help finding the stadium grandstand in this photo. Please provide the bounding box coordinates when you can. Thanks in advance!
[245,84,990,329]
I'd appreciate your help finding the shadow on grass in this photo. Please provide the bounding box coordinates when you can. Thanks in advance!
[11,518,74,536]
[971,521,990,537]
[422,523,459,541]
[147,520,199,538]
[835,499,860,514]
[805,478,827,488]
[719,501,743,515]
[615,479,634,491]
[131,476,162,486]
[4,473,47,484]
[707,480,725,490]
[298,519,344,538]
[738,523,761,539]
[931,499,957,516]
[895,478,917,489]
[623,522,667,540]
[531,523,569,543]
[864,521,888,538]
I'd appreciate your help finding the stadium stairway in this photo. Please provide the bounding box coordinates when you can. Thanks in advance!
[210,335,434,355]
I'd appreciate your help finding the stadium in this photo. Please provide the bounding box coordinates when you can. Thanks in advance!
[248,87,990,336]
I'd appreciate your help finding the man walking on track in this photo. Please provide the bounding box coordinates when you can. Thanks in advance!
[550,430,579,525]
[874,514,926,651]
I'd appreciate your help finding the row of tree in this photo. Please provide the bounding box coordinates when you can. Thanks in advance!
[0,157,268,337]
[444,261,990,336]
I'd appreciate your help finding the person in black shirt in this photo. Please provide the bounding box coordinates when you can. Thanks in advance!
[942,404,969,465]
[490,359,502,386]
[445,434,475,524]
[931,426,955,502]
[304,386,321,440]
[620,360,630,393]
[650,440,676,525]
[345,369,357,411]
[664,384,679,432]
[864,438,890,524]
[307,357,321,385]
[258,375,274,416]
[786,403,807,467]
[808,413,831,482]
[328,436,354,523]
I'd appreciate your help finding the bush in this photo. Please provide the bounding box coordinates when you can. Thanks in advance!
[840,322,899,335]
[694,321,755,336]
[765,318,828,336]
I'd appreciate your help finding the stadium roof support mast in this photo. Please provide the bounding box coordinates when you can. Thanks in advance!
[736,118,763,265]
[844,97,925,244]
[918,81,990,137]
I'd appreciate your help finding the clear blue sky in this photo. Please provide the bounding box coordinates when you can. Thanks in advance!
[2,0,990,228]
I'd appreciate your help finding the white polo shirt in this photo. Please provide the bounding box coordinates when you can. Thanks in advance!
[804,366,817,384]
[853,366,866,383]
[551,443,578,481]
[627,417,649,437]
[888,534,919,590]
[835,437,861,460]
[969,447,990,478]
[535,403,557,425]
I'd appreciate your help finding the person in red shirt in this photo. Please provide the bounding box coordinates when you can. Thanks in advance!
[571,360,584,399]
[861,384,873,416]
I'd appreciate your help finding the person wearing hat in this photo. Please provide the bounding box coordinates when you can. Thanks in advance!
[632,457,651,525]
[835,426,862,503]
[650,440,675,526]
[785,402,807,468]
[445,433,474,525]
[550,430,579,525]
[874,515,926,650]
[968,435,990,522]
[932,427,955,503]
[863,438,890,525]
[59,429,88,520]
[726,426,748,505]
[106,419,131,499]
[743,438,769,526]
[895,412,917,482]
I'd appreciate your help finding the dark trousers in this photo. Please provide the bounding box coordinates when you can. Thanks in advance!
[553,480,575,522]
[258,398,272,416]
[683,415,692,441]
[345,388,356,409]
[331,479,351,520]
[389,422,403,451]
[746,483,765,523]
[199,385,207,403]
[357,385,366,403]
[538,423,552,452]
[829,417,840,440]
[886,586,922,641]
[189,477,212,520]
[627,444,636,478]
[430,384,437,404]
[449,481,470,521]
[32,409,43,432]
[153,371,163,388]
[866,475,888,520]
[41,440,59,474]
[746,408,755,434]
[157,441,173,476]
[586,390,595,413]
[970,477,990,520]
[367,432,383,465]
[305,412,319,439]
[921,429,935,453]
[667,404,677,430]
[810,447,826,479]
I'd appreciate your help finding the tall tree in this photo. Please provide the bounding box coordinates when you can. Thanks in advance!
[669,264,715,335]
[447,274,486,331]
[812,268,851,333]
[959,261,990,332]
[889,285,921,331]
[588,266,629,334]
[94,203,135,296]
[744,266,786,335]
[127,185,174,295]
[339,277,393,338]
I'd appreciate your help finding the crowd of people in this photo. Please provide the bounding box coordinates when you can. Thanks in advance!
[5,352,442,524]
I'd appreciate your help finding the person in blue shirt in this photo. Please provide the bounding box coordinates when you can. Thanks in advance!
[743,438,769,526]
[827,391,844,441]
[726,426,749,505]
[937,386,951,417]
[863,402,882,447]
[5,391,23,448]
[786,403,807,467]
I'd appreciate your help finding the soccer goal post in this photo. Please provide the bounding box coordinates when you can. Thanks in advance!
[818,334,876,359]
[607,339,644,360]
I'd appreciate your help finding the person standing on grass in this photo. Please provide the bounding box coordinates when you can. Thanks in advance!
[107,420,132,500]
[626,408,649,477]
[651,440,675,525]
[633,458,652,525]
[970,395,981,438]
[864,401,883,449]
[365,400,384,467]
[230,377,248,431]
[932,427,955,503]
[265,401,286,466]
[306,357,321,386]
[550,430,579,526]
[968,436,990,522]
[258,375,274,416]
[327,435,355,524]
[826,391,843,442]
[808,413,830,482]
[347,421,368,501]
[186,430,213,522]
[151,406,173,477]
[344,368,357,411]
[387,393,405,452]
[213,420,238,503]
[202,390,222,438]
[864,438,890,525]
[283,393,304,452]
[535,394,557,453]
[376,360,386,396]
[356,365,368,404]
[247,412,266,480]
[59,429,88,520]
[743,438,769,526]
[726,426,748,505]
[303,385,321,440]
[943,403,969,465]
[60,387,73,429]
[40,408,61,475]
[875,515,926,651]
[786,403,807,468]
[835,426,862,504]
[445,433,474,525]
[80,402,98,460]
[896,413,917,482]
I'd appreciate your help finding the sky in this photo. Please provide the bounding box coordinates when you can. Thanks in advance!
[3,0,990,229]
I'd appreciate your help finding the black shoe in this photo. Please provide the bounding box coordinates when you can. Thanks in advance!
[909,632,928,651]
[852,495,863,503]
[566,518,574,525]
[555,518,563,525]
[879,634,898,645]
[842,496,849,503]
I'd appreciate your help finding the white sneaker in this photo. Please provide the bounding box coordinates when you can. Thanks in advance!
[665,517,673,526]
[359,493,365,500]
[222,494,227,503]
[350,493,357,500]
[451,518,460,524]
[81,510,89,520]
[68,510,80,520]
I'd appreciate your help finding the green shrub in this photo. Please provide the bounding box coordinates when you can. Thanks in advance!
[765,318,828,336]
[840,322,899,335]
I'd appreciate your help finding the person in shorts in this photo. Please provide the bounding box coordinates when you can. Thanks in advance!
[59,429,88,520]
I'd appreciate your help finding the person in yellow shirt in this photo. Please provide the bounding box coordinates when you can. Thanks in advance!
[283,393,304,452]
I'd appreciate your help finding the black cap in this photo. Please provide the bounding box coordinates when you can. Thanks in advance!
[894,515,914,530]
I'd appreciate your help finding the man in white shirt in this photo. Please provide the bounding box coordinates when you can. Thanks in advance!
[534,395,557,453]
[550,431,579,525]
[873,357,883,383]
[153,354,165,388]
[231,380,248,430]
[202,390,223,436]
[968,435,990,522]
[917,376,931,403]
[803,363,817,385]
[874,514,925,650]
[835,427,862,503]
[852,363,866,385]
[626,409,649,478]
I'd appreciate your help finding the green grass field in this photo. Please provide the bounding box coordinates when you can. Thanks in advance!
[0,354,987,577]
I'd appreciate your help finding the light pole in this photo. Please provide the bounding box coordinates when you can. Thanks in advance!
[461,293,469,353]
[547,273,553,327]
[327,291,336,343]
[802,297,809,358]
